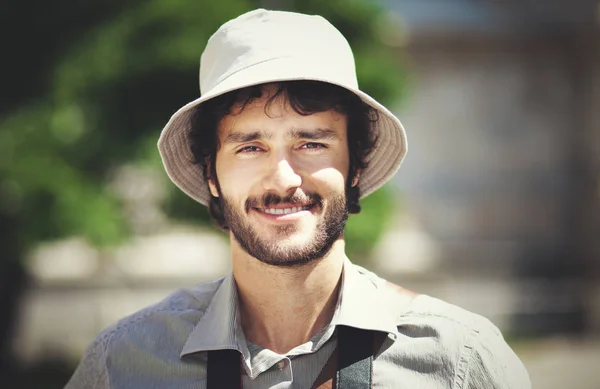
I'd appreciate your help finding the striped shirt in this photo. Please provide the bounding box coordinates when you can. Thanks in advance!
[65,260,531,388]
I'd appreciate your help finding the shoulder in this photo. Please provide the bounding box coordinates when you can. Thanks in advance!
[66,278,224,387]
[403,294,495,330]
[353,266,530,388]
[399,295,531,388]
[88,277,225,359]
[398,294,504,353]
[103,277,223,339]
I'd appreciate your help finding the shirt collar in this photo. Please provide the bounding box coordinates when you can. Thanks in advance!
[180,257,399,358]
[333,257,399,338]
[180,273,247,357]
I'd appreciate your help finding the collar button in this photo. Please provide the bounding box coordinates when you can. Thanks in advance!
[276,358,288,370]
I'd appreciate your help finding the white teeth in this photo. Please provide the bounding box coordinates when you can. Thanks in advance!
[263,205,310,215]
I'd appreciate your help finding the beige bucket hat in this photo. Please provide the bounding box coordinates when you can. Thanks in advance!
[158,8,407,205]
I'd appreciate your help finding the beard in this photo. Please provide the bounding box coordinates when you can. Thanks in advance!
[221,189,348,267]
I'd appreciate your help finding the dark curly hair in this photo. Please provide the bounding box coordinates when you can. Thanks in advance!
[189,80,379,230]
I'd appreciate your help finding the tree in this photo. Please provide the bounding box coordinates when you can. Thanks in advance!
[0,0,406,381]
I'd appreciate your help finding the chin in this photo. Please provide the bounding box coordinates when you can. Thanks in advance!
[277,228,317,243]
[285,240,316,252]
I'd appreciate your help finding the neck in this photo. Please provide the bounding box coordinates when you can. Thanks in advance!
[231,239,345,354]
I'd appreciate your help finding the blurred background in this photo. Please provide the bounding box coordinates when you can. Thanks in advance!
[1,0,599,388]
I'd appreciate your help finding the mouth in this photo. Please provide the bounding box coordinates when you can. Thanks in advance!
[259,204,314,215]
[252,203,317,221]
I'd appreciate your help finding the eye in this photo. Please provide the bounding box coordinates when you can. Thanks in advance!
[237,145,263,154]
[300,142,327,150]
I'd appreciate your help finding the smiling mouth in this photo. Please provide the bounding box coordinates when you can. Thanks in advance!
[256,204,314,215]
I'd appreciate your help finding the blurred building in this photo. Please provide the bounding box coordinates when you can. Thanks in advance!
[376,0,600,336]
[14,165,232,363]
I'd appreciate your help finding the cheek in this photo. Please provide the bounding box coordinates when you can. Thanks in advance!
[216,159,258,197]
[307,150,350,187]
[310,167,347,192]
[300,148,350,177]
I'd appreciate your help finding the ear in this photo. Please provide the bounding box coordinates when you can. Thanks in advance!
[205,158,219,198]
[351,171,360,187]
[208,178,219,198]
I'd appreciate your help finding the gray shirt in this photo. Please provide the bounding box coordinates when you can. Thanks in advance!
[65,260,531,388]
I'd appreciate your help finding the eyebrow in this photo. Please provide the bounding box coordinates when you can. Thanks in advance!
[223,131,270,145]
[223,127,340,145]
[289,127,340,141]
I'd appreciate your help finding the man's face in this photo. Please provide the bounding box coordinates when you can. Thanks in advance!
[208,86,353,267]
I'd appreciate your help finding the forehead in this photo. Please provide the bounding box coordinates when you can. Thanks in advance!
[218,87,348,137]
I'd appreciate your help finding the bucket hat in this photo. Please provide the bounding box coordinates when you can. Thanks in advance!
[158,8,407,205]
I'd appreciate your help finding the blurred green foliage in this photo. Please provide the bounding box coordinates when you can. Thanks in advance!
[0,0,405,258]
[346,188,396,262]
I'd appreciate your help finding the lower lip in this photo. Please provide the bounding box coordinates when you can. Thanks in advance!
[253,207,315,222]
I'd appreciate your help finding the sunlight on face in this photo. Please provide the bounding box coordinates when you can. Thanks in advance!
[209,85,351,267]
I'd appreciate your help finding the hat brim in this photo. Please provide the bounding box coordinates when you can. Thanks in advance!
[158,56,407,205]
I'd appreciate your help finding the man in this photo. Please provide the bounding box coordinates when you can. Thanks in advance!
[66,8,530,389]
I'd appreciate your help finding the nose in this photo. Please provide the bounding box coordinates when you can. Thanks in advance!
[262,158,302,196]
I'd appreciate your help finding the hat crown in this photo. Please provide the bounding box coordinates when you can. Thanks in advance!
[199,9,358,94]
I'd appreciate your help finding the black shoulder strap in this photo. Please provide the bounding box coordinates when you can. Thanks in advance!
[206,349,241,389]
[336,326,376,389]
[312,327,390,389]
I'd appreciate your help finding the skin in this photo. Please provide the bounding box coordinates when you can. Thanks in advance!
[208,85,359,353]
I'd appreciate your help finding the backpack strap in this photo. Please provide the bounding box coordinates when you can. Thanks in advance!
[311,326,389,389]
[206,349,241,389]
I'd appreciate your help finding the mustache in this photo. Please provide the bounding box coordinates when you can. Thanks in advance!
[245,191,323,212]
